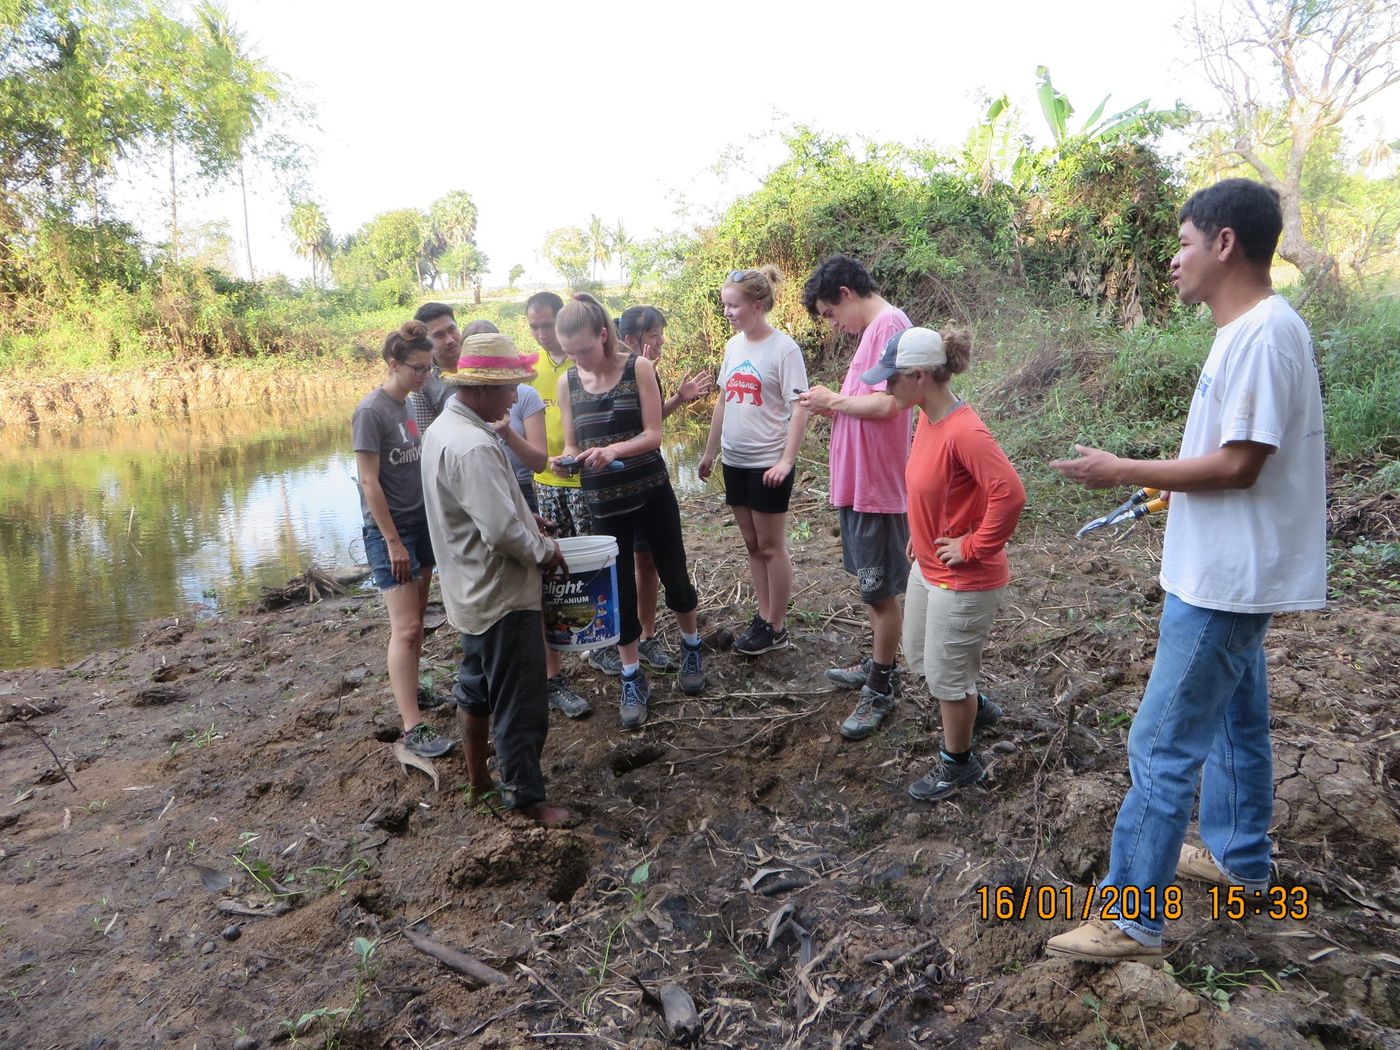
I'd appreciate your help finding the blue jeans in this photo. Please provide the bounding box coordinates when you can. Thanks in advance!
[1105,594,1273,945]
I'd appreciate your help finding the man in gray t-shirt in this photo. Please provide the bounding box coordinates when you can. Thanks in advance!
[351,388,423,527]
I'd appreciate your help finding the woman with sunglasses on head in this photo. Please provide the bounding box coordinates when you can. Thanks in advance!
[609,305,712,672]
[351,321,454,759]
[551,294,709,729]
[698,266,810,657]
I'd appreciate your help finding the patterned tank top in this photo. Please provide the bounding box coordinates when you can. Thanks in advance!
[567,354,668,518]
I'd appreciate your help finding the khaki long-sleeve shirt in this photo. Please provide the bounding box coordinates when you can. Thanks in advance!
[421,397,554,635]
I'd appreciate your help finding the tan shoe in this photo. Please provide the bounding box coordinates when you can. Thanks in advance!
[1176,844,1231,886]
[1045,919,1164,964]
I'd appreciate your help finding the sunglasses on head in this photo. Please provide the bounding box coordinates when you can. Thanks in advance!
[728,269,755,283]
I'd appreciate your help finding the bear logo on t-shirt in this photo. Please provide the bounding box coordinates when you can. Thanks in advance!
[724,361,763,406]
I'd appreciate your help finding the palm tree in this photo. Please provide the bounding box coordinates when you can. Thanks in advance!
[288,200,331,288]
[192,2,282,280]
[610,220,632,284]
[427,191,478,289]
[586,213,611,283]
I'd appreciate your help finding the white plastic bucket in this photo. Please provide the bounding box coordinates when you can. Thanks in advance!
[543,535,621,651]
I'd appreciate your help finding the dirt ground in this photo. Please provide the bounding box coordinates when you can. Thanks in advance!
[2,482,1398,1050]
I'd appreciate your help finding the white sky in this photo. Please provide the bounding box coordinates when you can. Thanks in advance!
[108,0,1276,285]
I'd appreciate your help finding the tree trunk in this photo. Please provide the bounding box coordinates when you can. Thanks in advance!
[1277,119,1342,303]
[238,153,254,280]
[169,139,179,265]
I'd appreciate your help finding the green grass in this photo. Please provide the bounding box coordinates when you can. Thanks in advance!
[1315,295,1400,461]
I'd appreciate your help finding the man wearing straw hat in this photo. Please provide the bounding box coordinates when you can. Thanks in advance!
[421,332,572,826]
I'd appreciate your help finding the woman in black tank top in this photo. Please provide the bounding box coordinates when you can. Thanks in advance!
[549,295,708,729]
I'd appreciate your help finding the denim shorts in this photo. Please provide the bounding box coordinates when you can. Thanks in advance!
[363,517,435,590]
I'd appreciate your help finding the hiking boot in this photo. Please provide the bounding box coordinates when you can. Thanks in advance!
[416,684,448,710]
[839,685,897,741]
[1045,919,1164,964]
[638,636,673,672]
[733,617,789,656]
[678,640,706,696]
[973,693,1002,737]
[620,671,651,730]
[1176,844,1235,887]
[547,675,593,719]
[826,657,902,695]
[401,722,454,759]
[586,645,623,676]
[908,751,987,801]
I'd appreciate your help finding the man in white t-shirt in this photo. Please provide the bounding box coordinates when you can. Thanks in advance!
[1044,179,1326,963]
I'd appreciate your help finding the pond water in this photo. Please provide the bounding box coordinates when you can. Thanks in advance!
[0,401,712,669]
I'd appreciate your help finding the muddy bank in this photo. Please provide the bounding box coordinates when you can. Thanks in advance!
[1,488,1397,1049]
[0,361,381,432]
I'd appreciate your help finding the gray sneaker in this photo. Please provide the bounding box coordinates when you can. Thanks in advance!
[586,645,623,676]
[973,694,1002,738]
[401,722,454,758]
[908,752,987,802]
[638,636,673,672]
[678,640,706,696]
[826,656,872,689]
[839,685,896,741]
[826,657,902,696]
[547,675,593,719]
[620,671,651,730]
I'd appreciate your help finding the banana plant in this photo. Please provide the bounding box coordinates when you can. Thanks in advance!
[1035,65,1162,147]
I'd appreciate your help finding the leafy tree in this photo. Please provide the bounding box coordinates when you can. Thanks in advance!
[541,226,590,289]
[507,263,525,289]
[440,243,489,295]
[1,1,184,283]
[366,209,424,285]
[1188,0,1400,294]
[287,199,331,288]
[586,213,611,282]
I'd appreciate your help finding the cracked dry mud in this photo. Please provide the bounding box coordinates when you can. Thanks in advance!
[1,489,1397,1049]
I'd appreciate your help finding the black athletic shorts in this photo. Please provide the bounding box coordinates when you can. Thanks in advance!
[723,463,795,515]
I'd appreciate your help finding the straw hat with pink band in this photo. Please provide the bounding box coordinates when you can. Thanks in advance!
[440,333,539,386]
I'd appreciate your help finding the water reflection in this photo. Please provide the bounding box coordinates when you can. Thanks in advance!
[0,401,715,669]
[0,403,365,668]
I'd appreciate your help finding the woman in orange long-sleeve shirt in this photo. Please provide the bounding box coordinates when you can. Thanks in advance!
[859,327,1026,802]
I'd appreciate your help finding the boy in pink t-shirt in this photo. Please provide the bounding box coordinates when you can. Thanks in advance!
[799,255,913,742]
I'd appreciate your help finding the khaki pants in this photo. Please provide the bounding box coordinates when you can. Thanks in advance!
[902,563,1004,702]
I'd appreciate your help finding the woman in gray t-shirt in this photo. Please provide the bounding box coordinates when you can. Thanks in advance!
[351,321,452,759]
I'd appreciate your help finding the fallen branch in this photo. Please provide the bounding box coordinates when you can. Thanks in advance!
[402,926,509,986]
[860,934,940,968]
[17,721,78,792]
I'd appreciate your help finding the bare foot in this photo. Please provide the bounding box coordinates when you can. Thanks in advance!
[466,779,496,801]
[510,802,576,828]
